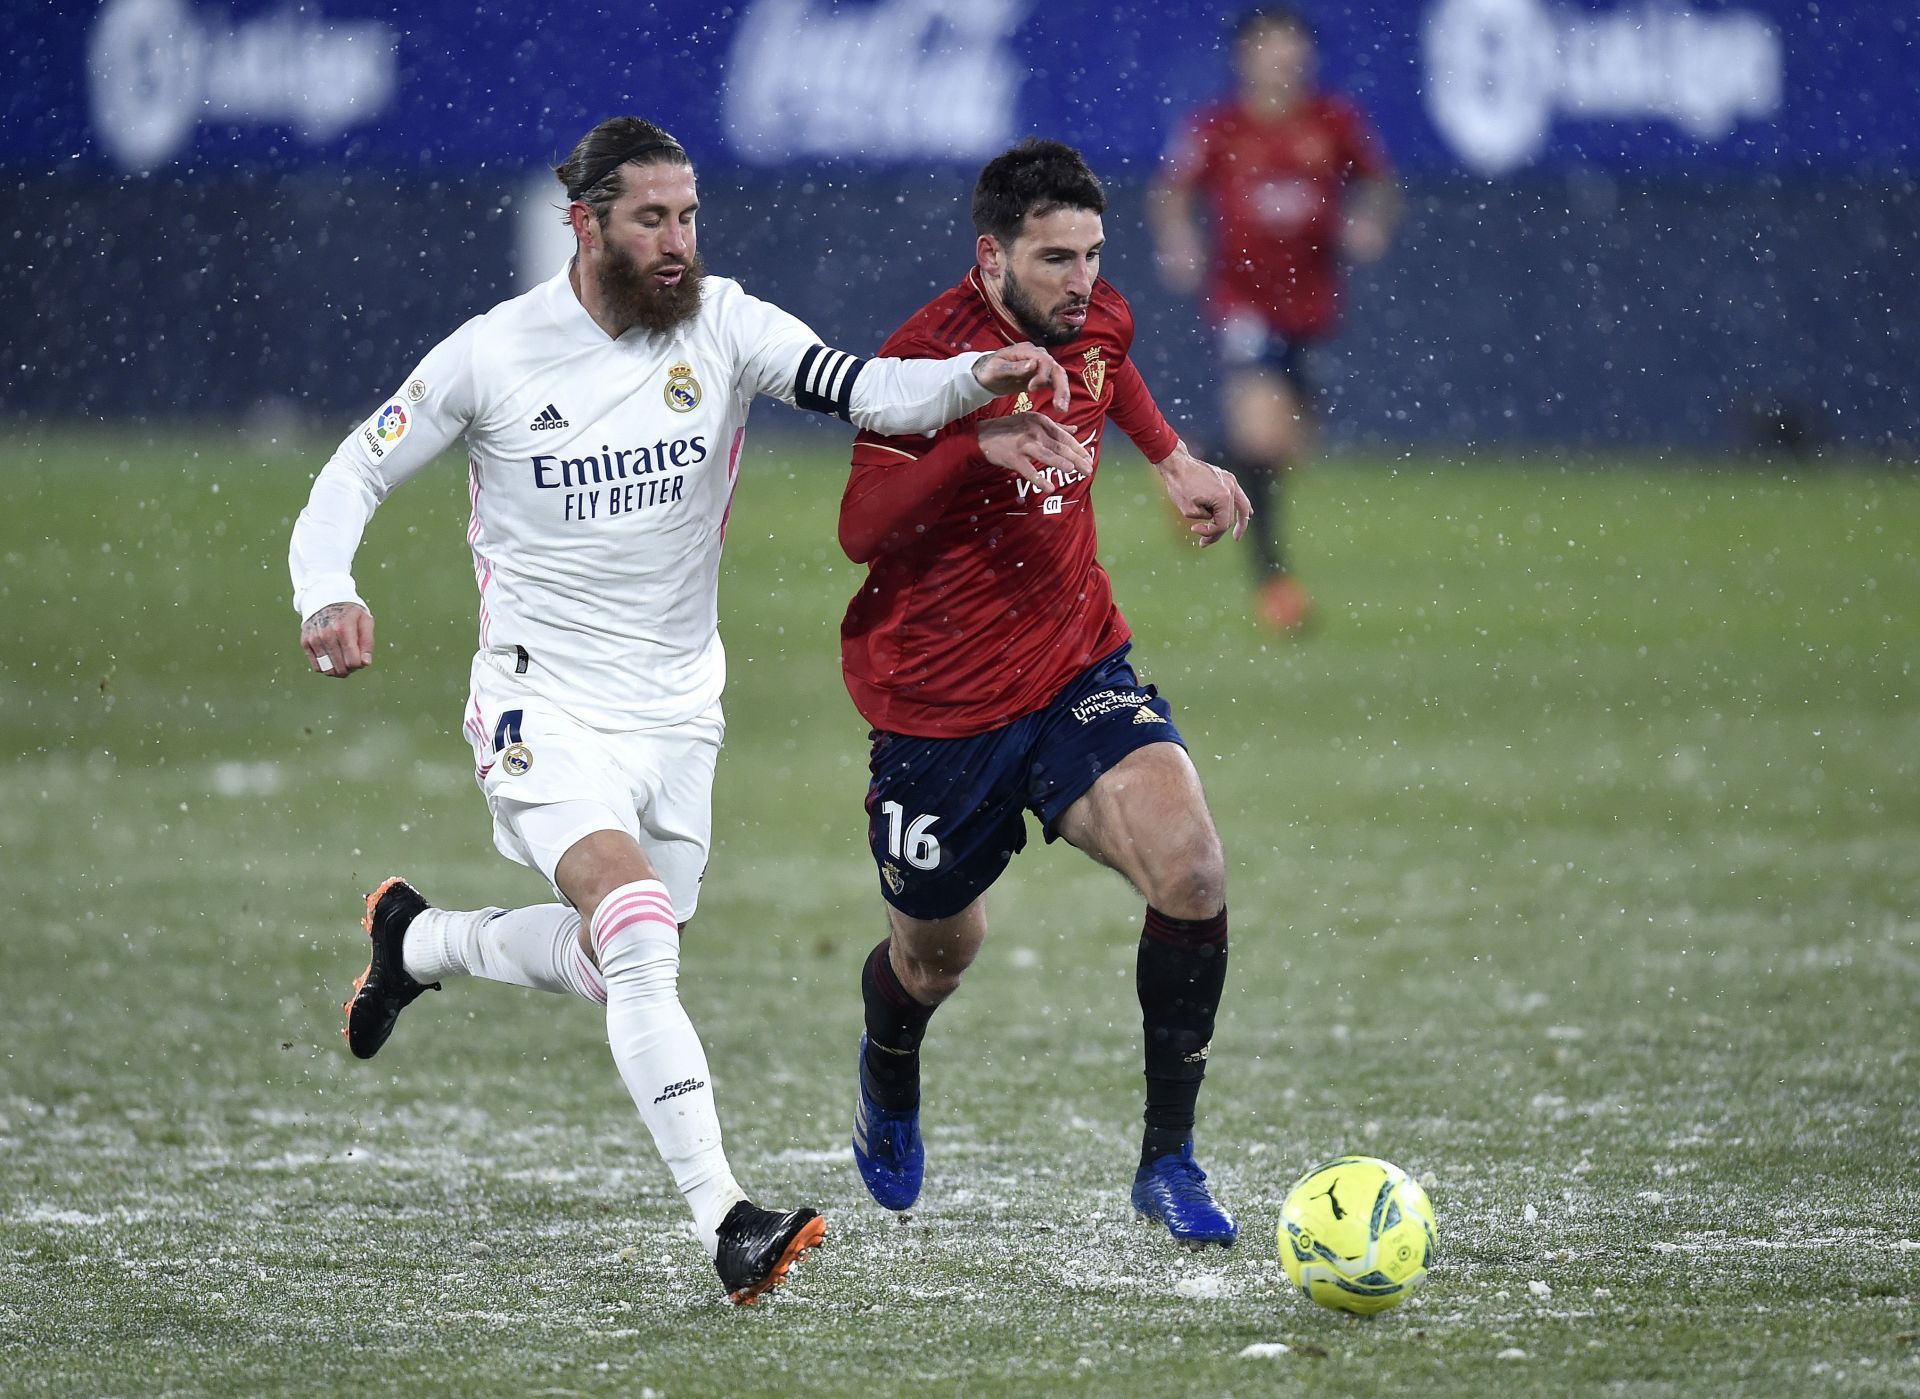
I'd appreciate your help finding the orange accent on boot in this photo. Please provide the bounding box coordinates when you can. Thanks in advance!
[343,876,408,1041]
[362,875,409,934]
[726,1216,828,1305]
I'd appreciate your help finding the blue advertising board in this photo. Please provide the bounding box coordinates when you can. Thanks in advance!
[4,0,1915,178]
[3,0,1912,449]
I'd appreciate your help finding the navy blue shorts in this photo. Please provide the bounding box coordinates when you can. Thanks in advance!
[863,644,1186,921]
[1216,313,1318,401]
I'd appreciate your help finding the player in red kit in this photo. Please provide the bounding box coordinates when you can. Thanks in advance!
[838,139,1255,1247]
[1150,4,1399,631]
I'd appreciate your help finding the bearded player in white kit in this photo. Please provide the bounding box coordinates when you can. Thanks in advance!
[288,117,1088,1304]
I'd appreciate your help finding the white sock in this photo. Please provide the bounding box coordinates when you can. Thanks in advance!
[404,905,605,1004]
[593,880,746,1256]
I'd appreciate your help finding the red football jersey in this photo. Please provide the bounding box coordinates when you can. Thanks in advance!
[1164,93,1390,339]
[839,268,1179,739]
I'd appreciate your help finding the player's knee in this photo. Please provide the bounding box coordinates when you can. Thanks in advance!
[895,942,976,1005]
[1149,833,1226,922]
[587,882,683,1000]
[897,957,967,1005]
[1236,420,1298,465]
[576,892,688,969]
[1229,397,1304,464]
[1227,426,1273,464]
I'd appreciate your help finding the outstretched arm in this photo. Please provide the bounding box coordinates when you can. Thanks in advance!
[785,340,1072,436]
[730,285,1072,435]
[969,343,1073,411]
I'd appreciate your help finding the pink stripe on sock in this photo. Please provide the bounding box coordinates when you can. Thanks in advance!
[574,952,608,1005]
[593,908,675,954]
[597,889,675,928]
[591,889,677,952]
[595,901,675,943]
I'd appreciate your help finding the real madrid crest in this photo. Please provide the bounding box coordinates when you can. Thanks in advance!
[501,742,533,776]
[664,361,701,413]
[1081,347,1107,401]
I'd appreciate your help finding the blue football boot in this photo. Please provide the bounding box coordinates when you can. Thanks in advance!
[852,1036,924,1211]
[1131,1141,1238,1248]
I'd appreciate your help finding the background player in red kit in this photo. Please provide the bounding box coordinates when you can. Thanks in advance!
[1150,4,1399,631]
[836,139,1254,1246]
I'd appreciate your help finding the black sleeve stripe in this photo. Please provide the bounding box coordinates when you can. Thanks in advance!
[794,344,867,421]
[804,346,857,408]
[805,347,845,397]
[820,351,858,404]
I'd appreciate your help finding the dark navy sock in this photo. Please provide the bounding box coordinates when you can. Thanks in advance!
[1137,906,1229,1167]
[861,938,935,1111]
[1223,453,1287,578]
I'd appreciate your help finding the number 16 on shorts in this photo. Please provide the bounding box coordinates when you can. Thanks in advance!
[880,801,942,870]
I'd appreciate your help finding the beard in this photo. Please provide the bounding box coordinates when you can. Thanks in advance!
[599,240,706,336]
[1000,267,1087,347]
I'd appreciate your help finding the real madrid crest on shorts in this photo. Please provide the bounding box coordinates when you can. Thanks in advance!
[501,742,534,776]
[664,361,701,413]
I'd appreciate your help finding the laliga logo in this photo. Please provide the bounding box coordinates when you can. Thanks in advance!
[87,0,399,172]
[724,0,1030,163]
[1422,0,1782,175]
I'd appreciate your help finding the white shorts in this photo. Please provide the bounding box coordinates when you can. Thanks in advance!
[462,651,722,922]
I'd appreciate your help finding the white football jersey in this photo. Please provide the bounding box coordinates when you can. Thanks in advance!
[290,264,994,731]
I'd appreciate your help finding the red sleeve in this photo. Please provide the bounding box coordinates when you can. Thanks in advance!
[1106,359,1178,464]
[839,427,979,564]
[839,311,985,563]
[1334,98,1391,182]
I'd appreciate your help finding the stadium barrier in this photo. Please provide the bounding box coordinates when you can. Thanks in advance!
[3,171,1910,455]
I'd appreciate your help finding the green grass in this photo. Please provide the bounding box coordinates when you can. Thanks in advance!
[3,426,1918,1396]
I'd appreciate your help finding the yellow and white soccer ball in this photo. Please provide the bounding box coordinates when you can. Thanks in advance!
[1277,1155,1436,1315]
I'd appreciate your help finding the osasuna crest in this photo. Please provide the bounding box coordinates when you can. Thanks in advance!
[1082,347,1107,401]
[664,362,701,413]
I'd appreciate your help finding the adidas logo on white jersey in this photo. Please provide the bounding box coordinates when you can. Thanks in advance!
[530,403,569,431]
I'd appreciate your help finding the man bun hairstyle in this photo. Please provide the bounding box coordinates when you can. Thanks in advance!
[971,138,1106,245]
[555,117,691,226]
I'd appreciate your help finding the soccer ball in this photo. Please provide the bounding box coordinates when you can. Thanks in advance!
[1277,1155,1436,1315]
